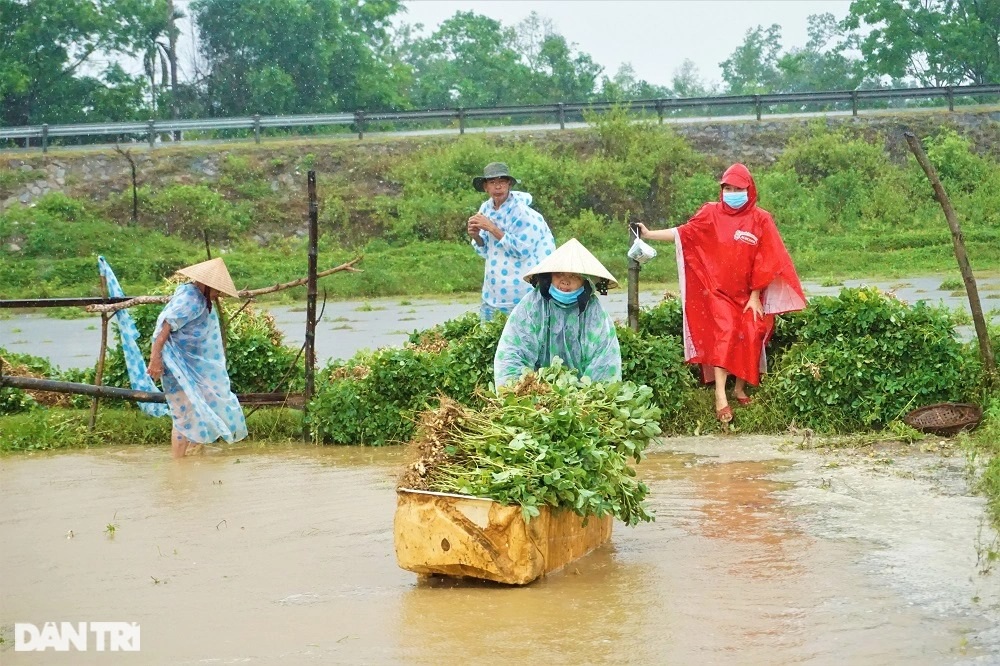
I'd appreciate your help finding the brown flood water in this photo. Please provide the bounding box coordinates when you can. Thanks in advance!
[1,440,997,665]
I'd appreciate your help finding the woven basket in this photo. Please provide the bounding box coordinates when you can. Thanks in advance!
[903,402,983,437]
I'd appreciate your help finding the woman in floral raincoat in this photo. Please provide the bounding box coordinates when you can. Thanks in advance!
[494,238,621,388]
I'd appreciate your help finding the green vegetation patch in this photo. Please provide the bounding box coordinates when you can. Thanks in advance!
[400,361,660,525]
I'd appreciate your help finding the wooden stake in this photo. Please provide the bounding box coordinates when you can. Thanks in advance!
[89,276,110,431]
[904,131,996,379]
[304,170,319,440]
[627,222,641,332]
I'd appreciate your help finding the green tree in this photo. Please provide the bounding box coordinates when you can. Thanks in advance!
[531,34,601,102]
[775,14,870,92]
[843,0,1000,85]
[0,0,151,126]
[398,11,601,108]
[599,63,671,100]
[670,60,716,98]
[131,0,184,120]
[398,11,528,108]
[720,24,785,94]
[191,0,407,115]
[513,13,601,103]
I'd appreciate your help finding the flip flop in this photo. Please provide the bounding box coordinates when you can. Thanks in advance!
[736,396,753,406]
[716,405,733,423]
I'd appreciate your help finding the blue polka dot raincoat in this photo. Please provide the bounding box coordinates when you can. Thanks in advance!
[472,191,555,314]
[153,283,247,444]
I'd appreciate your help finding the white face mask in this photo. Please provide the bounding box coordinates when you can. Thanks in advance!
[550,284,584,305]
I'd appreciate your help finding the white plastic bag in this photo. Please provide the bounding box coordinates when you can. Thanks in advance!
[627,237,657,264]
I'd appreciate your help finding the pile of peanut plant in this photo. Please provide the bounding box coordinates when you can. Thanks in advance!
[399,361,661,525]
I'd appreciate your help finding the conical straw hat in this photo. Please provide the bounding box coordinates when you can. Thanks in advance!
[175,258,239,297]
[522,238,619,289]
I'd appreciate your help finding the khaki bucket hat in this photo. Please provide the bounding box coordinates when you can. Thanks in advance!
[472,162,519,192]
[522,238,619,289]
[176,258,239,297]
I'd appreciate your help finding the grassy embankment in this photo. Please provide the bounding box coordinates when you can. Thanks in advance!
[2,108,1000,307]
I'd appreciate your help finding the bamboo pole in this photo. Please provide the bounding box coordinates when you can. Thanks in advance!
[82,259,362,315]
[0,374,303,407]
[304,170,319,440]
[904,131,996,379]
[235,258,362,297]
[0,296,132,309]
[627,222,641,332]
[88,276,110,431]
[1,375,168,402]
[85,295,171,313]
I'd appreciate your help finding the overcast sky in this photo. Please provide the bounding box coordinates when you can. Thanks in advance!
[398,0,854,87]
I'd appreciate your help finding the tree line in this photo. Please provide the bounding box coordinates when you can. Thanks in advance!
[1,0,998,129]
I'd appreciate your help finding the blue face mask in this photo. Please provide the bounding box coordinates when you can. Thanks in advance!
[549,284,584,305]
[723,191,749,209]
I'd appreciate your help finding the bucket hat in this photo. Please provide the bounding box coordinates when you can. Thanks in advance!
[176,258,239,297]
[522,238,619,289]
[473,162,519,192]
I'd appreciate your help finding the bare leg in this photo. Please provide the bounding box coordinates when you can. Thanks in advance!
[734,377,749,401]
[171,427,192,458]
[713,366,730,411]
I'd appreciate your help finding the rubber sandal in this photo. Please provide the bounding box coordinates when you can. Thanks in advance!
[736,396,753,406]
[716,405,733,423]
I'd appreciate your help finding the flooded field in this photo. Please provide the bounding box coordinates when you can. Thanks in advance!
[2,437,997,664]
[2,276,999,371]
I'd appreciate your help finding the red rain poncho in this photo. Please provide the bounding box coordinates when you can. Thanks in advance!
[675,163,805,386]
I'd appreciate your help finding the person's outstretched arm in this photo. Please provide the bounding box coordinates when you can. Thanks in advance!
[636,223,677,242]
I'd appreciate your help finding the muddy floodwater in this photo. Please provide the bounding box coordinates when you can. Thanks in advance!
[1,437,998,665]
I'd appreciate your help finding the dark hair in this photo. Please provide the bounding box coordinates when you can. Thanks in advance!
[195,282,214,312]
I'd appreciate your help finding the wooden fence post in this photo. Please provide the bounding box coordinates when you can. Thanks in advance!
[904,131,996,380]
[304,170,319,439]
[627,223,641,332]
[355,110,365,140]
[88,276,111,431]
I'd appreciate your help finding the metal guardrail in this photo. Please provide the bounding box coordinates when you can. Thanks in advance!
[2,84,998,152]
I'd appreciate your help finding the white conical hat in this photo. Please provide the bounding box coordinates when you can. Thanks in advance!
[522,238,619,289]
[175,258,239,297]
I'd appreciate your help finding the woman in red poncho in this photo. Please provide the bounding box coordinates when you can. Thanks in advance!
[637,163,805,423]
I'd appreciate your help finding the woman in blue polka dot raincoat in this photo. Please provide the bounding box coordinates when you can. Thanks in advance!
[147,258,248,458]
[467,162,556,321]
